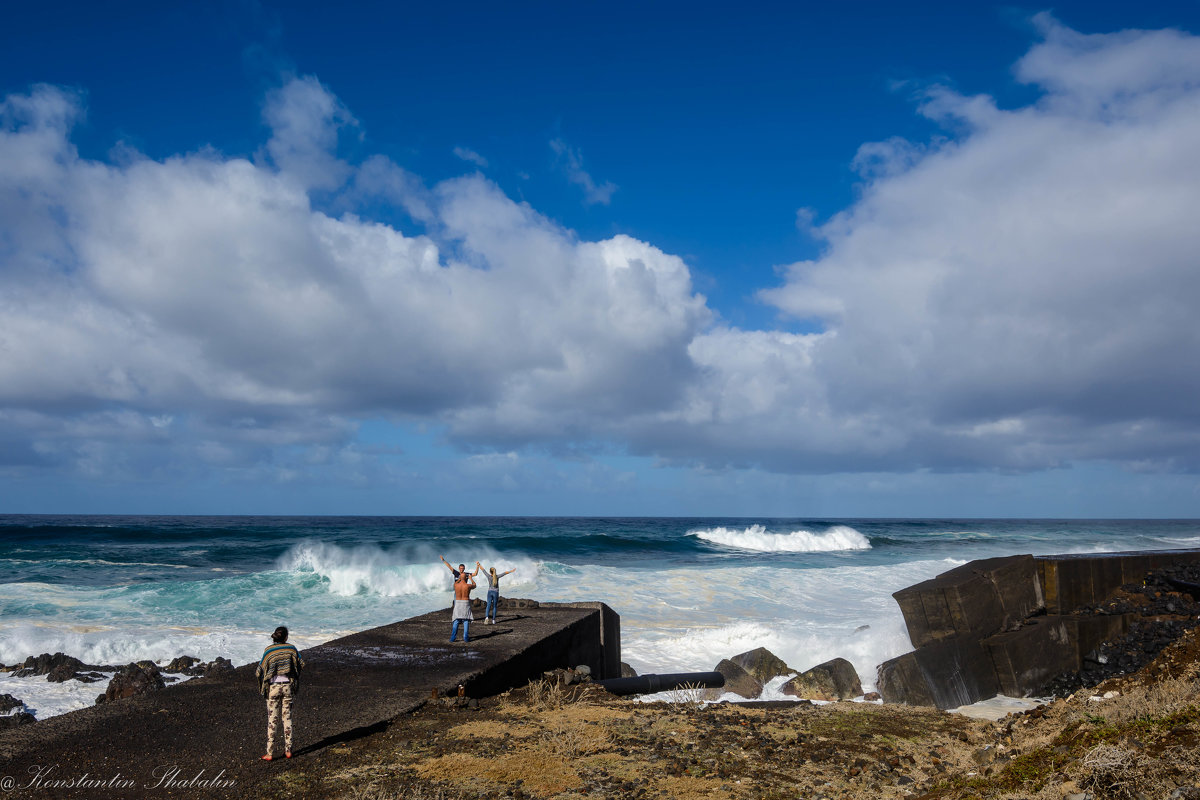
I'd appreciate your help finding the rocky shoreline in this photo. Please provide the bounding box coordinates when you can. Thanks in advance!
[0,651,236,727]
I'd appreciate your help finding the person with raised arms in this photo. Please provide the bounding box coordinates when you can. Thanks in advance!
[450,570,476,643]
[439,554,479,580]
[478,561,516,625]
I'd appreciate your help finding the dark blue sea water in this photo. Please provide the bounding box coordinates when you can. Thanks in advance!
[2,516,1198,717]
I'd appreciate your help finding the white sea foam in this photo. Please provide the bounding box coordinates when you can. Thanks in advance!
[690,524,871,553]
[277,540,542,597]
[0,557,190,569]
[1151,536,1200,546]
[0,548,959,720]
[0,672,119,719]
[278,541,448,597]
[532,558,961,692]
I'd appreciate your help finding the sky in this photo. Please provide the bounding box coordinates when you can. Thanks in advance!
[3,1,1200,517]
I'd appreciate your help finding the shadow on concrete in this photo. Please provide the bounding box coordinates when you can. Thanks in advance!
[465,628,515,642]
[294,717,397,756]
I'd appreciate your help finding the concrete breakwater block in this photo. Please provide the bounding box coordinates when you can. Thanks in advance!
[892,555,1043,648]
[983,614,1133,698]
[1037,551,1200,614]
[877,635,1001,710]
[879,549,1200,709]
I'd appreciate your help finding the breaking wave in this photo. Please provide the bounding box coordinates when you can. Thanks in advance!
[690,524,871,553]
[276,539,540,597]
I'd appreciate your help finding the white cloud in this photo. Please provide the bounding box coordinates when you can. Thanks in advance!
[452,146,488,168]
[755,13,1200,471]
[0,77,705,479]
[549,137,617,205]
[262,75,357,191]
[5,15,1200,492]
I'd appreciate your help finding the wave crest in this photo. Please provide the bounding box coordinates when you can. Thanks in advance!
[277,541,447,597]
[691,524,871,553]
[276,540,540,597]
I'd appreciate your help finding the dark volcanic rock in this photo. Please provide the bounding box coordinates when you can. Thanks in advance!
[47,663,81,682]
[99,662,166,703]
[0,712,36,728]
[165,655,200,673]
[783,658,863,701]
[0,692,33,726]
[0,692,25,714]
[706,658,763,700]
[202,656,234,676]
[730,647,794,684]
[13,652,85,678]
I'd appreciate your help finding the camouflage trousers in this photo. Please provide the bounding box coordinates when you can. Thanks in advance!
[265,683,294,754]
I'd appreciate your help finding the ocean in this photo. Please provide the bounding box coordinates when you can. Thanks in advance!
[3,515,1199,719]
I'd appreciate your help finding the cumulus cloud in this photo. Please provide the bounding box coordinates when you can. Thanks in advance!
[261,75,357,191]
[755,13,1200,472]
[550,137,617,205]
[4,15,1200,490]
[0,77,706,480]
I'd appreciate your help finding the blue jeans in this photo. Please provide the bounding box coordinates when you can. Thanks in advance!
[450,618,470,642]
[486,589,499,619]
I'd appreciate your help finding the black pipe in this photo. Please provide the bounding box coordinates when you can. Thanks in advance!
[595,671,725,697]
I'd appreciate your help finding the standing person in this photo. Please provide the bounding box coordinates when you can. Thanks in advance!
[440,555,479,580]
[478,561,516,625]
[450,570,476,643]
[255,626,304,761]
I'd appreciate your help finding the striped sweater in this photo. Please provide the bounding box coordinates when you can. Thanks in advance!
[255,642,305,697]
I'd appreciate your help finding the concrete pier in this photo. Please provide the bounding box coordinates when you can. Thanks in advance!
[0,601,619,798]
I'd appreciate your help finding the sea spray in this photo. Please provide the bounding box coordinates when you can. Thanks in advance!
[276,539,543,596]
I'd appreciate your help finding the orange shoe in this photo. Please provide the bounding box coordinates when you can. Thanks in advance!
[285,752,292,759]
[261,755,273,761]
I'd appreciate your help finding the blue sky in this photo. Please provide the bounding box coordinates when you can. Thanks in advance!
[3,1,1200,516]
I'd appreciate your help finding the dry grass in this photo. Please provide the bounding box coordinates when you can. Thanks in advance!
[413,751,582,796]
[446,718,538,741]
[665,680,707,708]
[1080,743,1200,800]
[537,717,613,758]
[652,774,738,799]
[1086,673,1199,727]
[343,784,461,800]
